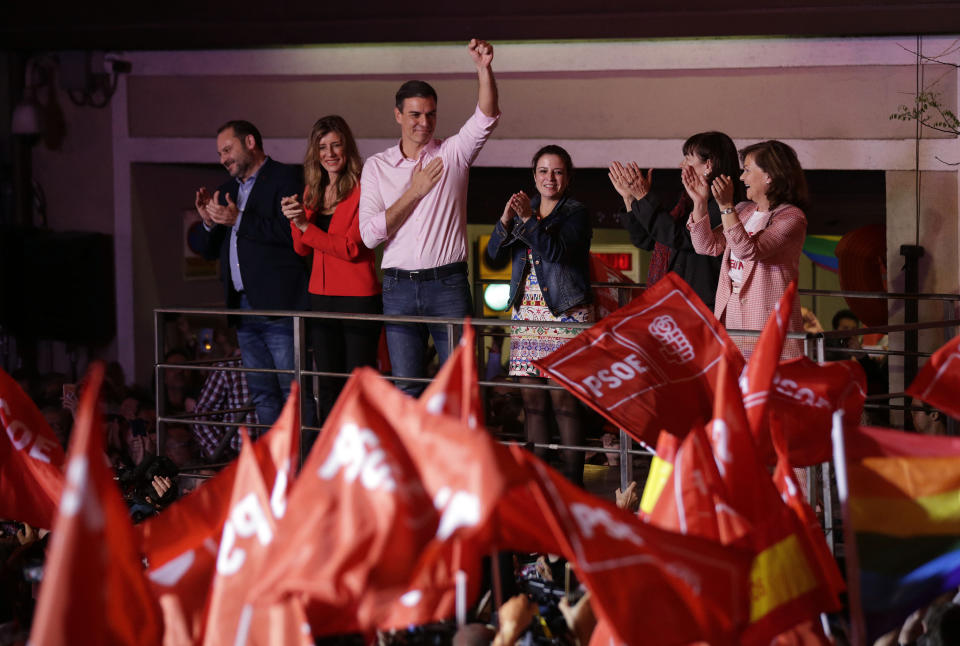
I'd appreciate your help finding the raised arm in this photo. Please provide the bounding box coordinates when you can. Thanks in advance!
[468,39,499,118]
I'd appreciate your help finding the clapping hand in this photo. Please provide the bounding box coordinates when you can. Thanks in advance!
[501,191,533,225]
[204,190,240,226]
[195,187,213,227]
[680,165,711,206]
[608,162,652,204]
[281,194,308,232]
[710,175,735,211]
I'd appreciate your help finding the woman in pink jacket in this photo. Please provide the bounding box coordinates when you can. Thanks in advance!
[686,140,808,359]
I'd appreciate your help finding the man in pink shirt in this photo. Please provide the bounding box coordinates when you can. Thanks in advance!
[359,38,500,396]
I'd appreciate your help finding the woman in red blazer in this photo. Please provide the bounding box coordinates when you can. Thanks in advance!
[282,115,381,423]
[687,140,808,359]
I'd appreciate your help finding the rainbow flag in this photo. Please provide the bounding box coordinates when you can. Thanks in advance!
[802,234,840,272]
[835,423,960,643]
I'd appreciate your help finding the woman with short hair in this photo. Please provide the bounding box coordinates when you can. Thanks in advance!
[687,139,808,359]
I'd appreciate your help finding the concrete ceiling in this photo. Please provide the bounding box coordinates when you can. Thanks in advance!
[6,0,960,50]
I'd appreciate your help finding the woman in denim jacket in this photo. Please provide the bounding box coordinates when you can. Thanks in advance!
[486,144,592,486]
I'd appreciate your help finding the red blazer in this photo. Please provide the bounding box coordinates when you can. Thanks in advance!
[290,184,380,297]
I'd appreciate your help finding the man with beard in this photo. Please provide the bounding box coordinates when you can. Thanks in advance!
[195,120,309,426]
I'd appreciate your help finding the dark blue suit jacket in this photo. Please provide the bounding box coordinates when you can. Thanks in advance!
[200,158,309,312]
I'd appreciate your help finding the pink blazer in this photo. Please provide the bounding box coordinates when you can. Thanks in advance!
[688,201,807,358]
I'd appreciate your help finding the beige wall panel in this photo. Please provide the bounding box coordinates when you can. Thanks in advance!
[32,87,115,233]
[128,65,955,142]
[885,169,959,408]
[130,163,229,385]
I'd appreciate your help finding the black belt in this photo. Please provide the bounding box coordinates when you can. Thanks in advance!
[383,261,467,282]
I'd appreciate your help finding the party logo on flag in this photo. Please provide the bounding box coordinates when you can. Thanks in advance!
[535,273,743,444]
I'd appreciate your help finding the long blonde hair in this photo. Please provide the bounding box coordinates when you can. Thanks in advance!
[303,115,362,210]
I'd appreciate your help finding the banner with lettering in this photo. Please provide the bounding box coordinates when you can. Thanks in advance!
[740,281,796,453]
[767,357,866,466]
[0,366,65,529]
[534,272,744,444]
[142,383,302,645]
[29,363,162,646]
[707,356,842,645]
[516,446,753,646]
[201,431,311,646]
[249,368,513,635]
[378,323,497,629]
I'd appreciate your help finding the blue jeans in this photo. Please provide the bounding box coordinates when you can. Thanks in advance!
[236,295,314,427]
[381,271,472,396]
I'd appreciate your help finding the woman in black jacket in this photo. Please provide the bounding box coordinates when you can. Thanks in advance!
[486,144,592,487]
[608,131,744,311]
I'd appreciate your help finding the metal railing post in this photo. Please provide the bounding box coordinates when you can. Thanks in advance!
[154,310,164,457]
[293,314,308,468]
[618,429,633,491]
[448,320,457,360]
[822,461,835,554]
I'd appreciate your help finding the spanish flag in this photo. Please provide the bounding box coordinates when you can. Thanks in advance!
[835,423,960,642]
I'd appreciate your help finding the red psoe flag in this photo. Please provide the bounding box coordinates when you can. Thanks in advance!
[419,319,482,429]
[0,366,65,529]
[770,418,845,609]
[646,425,751,545]
[142,382,303,645]
[740,281,796,455]
[378,322,494,629]
[519,448,752,646]
[768,358,866,466]
[638,430,680,521]
[201,431,311,646]
[907,333,960,419]
[708,358,840,644]
[251,368,511,635]
[534,272,744,445]
[29,362,162,646]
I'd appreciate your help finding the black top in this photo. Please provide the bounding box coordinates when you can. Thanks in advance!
[619,193,723,311]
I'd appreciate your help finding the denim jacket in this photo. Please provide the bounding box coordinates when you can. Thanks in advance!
[486,194,593,316]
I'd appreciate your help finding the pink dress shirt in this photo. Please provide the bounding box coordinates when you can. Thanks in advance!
[359,105,499,270]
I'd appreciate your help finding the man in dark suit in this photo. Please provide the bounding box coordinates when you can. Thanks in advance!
[194,120,310,428]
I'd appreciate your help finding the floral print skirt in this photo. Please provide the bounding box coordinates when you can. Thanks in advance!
[508,259,591,378]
